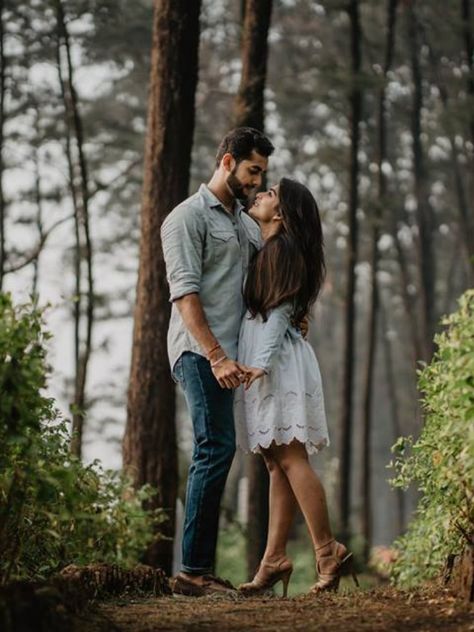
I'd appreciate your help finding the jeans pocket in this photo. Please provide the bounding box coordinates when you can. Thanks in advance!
[173,356,186,389]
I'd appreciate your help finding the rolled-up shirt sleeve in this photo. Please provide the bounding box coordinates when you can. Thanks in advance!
[161,204,205,302]
[252,302,294,373]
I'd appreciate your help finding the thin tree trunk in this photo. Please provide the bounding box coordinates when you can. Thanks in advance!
[379,293,405,536]
[407,2,435,361]
[232,0,273,579]
[56,0,94,459]
[360,0,398,562]
[0,0,6,290]
[123,0,201,575]
[338,0,362,542]
[55,26,81,419]
[32,112,44,296]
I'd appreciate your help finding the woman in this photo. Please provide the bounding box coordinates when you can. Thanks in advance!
[234,178,358,596]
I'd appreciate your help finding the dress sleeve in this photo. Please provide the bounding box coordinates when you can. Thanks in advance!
[161,205,205,302]
[251,302,294,373]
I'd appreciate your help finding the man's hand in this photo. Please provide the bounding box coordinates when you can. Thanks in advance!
[212,358,248,389]
[243,367,266,390]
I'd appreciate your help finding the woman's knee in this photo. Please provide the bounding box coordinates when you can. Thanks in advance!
[273,442,308,473]
[261,449,279,473]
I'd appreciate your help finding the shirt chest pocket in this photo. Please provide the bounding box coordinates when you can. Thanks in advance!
[209,230,240,263]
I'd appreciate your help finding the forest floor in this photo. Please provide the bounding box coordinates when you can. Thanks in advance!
[81,583,473,632]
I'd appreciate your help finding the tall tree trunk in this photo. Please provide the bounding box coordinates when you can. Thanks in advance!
[379,292,405,536]
[32,111,44,297]
[407,1,435,361]
[0,0,6,291]
[232,0,273,580]
[338,0,362,542]
[56,0,94,459]
[360,0,398,562]
[233,0,272,131]
[123,0,201,575]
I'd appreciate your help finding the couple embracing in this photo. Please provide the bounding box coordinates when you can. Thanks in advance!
[161,127,358,597]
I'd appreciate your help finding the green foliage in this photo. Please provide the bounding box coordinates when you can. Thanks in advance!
[389,289,474,587]
[0,293,163,584]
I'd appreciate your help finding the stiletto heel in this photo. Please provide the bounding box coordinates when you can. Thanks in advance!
[281,568,292,598]
[309,539,359,595]
[238,558,293,598]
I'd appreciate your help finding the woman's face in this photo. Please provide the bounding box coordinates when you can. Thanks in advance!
[248,185,280,224]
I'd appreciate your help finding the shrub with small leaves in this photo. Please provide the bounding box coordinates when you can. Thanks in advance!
[389,289,474,587]
[0,293,164,584]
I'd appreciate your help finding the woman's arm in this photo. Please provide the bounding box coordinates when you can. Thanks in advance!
[250,302,293,373]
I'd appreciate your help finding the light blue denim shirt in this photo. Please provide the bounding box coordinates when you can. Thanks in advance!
[161,183,262,374]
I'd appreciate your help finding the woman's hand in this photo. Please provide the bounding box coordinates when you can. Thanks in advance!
[243,366,266,390]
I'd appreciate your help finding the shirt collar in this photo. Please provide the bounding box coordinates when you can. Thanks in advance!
[199,183,245,215]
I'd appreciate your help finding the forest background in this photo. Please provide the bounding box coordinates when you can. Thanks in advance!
[1,0,473,587]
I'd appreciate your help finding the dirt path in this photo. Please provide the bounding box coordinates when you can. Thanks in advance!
[94,586,473,632]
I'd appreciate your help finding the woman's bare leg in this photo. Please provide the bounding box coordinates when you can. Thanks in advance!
[269,440,333,550]
[260,449,298,562]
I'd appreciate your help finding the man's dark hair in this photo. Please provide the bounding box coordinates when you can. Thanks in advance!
[215,127,274,167]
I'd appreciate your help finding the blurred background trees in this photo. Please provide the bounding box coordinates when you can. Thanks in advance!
[2,0,473,579]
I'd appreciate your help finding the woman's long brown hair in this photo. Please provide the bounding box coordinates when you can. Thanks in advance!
[244,178,325,323]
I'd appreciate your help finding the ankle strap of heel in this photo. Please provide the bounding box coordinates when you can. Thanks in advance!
[315,538,335,553]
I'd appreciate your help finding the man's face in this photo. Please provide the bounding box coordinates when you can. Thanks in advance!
[225,150,268,202]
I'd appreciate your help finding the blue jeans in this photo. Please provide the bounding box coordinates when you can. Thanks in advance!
[173,351,236,575]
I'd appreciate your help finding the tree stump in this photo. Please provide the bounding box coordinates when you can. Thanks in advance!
[444,544,474,602]
[0,563,171,632]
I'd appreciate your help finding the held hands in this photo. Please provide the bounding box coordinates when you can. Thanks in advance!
[212,360,265,390]
[212,358,248,389]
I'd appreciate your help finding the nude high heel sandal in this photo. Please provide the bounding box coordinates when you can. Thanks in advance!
[238,558,293,598]
[310,538,359,594]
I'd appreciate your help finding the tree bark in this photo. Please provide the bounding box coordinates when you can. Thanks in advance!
[338,0,362,541]
[233,0,273,131]
[407,1,435,361]
[123,0,201,575]
[0,0,6,291]
[360,0,398,562]
[232,0,273,579]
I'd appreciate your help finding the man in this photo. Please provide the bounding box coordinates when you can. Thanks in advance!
[161,127,275,596]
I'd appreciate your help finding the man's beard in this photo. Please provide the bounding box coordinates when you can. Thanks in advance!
[226,168,251,203]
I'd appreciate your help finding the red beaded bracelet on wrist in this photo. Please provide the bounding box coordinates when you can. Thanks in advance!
[206,342,221,359]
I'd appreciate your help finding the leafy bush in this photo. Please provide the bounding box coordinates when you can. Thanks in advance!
[0,293,163,584]
[389,289,474,587]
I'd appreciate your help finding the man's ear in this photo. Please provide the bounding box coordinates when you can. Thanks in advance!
[221,152,236,173]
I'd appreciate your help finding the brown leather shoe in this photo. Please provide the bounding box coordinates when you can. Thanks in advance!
[172,572,237,597]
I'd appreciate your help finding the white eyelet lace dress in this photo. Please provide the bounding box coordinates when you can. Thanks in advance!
[233,302,329,456]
